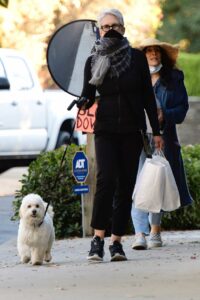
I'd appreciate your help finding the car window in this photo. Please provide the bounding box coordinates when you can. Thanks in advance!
[5,56,34,90]
[0,59,6,77]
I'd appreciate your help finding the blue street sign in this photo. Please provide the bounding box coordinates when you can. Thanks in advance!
[73,185,89,194]
[72,151,89,183]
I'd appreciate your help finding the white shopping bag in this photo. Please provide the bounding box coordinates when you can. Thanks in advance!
[132,157,165,213]
[153,155,180,211]
[132,151,180,213]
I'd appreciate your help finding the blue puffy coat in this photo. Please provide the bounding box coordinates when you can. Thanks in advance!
[154,69,193,207]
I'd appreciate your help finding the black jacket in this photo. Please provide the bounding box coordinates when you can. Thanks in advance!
[81,48,160,135]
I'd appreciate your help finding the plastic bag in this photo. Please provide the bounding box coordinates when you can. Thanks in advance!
[154,153,181,212]
[133,150,180,213]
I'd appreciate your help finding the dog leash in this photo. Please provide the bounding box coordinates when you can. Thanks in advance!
[39,99,87,226]
[38,123,76,227]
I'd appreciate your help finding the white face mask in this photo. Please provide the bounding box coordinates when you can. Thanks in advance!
[149,63,163,74]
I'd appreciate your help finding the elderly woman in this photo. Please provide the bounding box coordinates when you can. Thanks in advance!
[81,10,163,262]
[131,38,193,250]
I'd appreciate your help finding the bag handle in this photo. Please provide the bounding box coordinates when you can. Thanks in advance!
[153,149,165,158]
[140,130,153,158]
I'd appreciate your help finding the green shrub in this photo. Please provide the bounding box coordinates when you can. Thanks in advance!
[162,144,200,229]
[178,52,200,96]
[13,144,85,238]
[13,143,200,235]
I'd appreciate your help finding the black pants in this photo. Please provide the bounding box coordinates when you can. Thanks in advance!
[91,132,143,236]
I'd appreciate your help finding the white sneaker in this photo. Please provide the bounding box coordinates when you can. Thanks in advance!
[132,234,147,250]
[148,233,162,249]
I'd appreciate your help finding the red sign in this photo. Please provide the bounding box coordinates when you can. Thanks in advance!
[75,103,97,133]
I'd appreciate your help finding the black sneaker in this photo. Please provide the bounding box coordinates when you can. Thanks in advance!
[87,236,105,261]
[109,241,127,262]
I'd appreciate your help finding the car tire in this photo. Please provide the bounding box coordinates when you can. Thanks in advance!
[56,131,71,148]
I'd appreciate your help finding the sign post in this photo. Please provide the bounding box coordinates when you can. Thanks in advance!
[75,105,97,236]
[72,151,89,237]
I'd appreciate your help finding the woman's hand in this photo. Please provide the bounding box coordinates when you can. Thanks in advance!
[153,135,164,150]
[76,97,91,111]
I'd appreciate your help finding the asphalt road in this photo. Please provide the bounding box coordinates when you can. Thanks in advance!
[0,168,25,245]
[0,195,18,245]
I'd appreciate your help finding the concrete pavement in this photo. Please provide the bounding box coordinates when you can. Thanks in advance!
[0,231,200,300]
[0,167,28,197]
[0,168,200,300]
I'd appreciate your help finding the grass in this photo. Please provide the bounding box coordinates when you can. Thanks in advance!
[178,52,200,96]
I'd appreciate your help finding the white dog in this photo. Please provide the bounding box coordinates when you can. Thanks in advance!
[17,193,55,265]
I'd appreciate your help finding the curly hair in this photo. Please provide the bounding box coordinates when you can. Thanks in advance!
[144,46,178,89]
[159,47,178,89]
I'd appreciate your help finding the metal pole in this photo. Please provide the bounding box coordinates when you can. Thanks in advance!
[81,191,86,238]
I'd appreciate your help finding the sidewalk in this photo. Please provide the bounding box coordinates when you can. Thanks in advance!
[0,231,200,300]
[1,169,200,299]
[0,167,28,196]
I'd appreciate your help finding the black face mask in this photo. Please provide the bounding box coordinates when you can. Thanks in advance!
[104,29,123,40]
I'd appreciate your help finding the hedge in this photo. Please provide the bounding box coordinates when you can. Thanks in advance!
[12,144,83,238]
[162,144,200,230]
[13,144,200,237]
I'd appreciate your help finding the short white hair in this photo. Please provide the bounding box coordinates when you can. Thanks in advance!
[97,8,124,27]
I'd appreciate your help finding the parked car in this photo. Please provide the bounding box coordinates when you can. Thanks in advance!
[0,48,86,173]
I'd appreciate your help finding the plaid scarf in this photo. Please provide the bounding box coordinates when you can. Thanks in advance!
[89,36,131,86]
